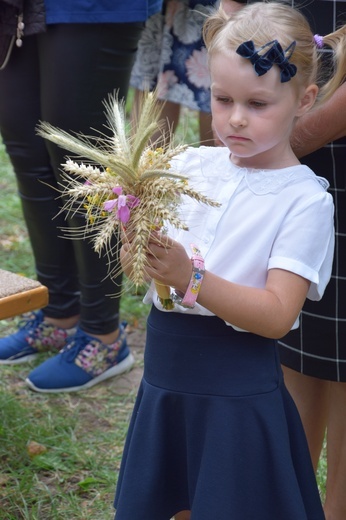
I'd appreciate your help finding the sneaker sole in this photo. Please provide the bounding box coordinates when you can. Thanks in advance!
[0,352,39,365]
[25,352,135,393]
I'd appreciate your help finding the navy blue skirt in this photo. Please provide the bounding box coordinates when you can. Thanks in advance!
[114,306,324,520]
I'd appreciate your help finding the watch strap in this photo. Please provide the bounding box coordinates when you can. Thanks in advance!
[180,244,205,308]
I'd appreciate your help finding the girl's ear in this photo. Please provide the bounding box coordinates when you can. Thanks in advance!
[296,84,319,117]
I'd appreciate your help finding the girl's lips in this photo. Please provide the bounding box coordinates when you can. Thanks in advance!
[228,135,249,141]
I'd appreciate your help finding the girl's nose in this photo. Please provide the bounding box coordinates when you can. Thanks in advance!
[229,106,246,128]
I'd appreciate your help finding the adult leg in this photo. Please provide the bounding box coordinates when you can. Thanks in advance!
[282,366,330,471]
[199,111,214,146]
[38,23,144,336]
[153,100,214,147]
[132,91,182,147]
[20,23,142,389]
[324,382,346,520]
[0,37,80,321]
[159,100,181,133]
[156,102,214,147]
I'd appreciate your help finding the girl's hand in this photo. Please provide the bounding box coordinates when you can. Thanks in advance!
[120,230,192,292]
[145,232,192,294]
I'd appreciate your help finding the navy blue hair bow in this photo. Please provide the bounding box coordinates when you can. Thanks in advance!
[236,40,297,83]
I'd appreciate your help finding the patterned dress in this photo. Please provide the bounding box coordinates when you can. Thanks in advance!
[279,0,346,381]
[130,0,217,112]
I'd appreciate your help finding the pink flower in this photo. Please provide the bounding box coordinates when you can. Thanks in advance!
[157,70,178,98]
[103,187,140,224]
[185,48,211,89]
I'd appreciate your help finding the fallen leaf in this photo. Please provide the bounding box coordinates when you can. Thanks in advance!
[27,440,48,458]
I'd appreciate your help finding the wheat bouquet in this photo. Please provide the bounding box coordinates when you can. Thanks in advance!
[37,92,220,309]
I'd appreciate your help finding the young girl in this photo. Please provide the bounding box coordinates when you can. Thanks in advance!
[115,3,346,519]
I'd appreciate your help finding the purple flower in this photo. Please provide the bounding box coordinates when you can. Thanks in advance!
[103,187,140,224]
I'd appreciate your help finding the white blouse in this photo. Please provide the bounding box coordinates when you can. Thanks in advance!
[144,146,335,330]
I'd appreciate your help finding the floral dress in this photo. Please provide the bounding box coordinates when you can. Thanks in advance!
[130,0,217,113]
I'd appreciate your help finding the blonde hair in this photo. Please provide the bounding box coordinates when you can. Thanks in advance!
[203,1,346,108]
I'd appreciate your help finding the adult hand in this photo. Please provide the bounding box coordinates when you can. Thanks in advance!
[220,0,245,16]
[292,82,346,158]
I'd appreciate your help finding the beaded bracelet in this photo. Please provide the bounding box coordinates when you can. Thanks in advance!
[172,244,205,309]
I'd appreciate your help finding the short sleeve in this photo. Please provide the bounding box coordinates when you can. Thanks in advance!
[268,191,334,301]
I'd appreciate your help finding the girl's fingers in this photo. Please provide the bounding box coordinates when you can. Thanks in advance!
[149,231,174,248]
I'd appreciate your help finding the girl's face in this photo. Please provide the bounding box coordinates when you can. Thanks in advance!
[210,51,308,169]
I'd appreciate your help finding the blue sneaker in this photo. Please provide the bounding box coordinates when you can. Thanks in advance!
[25,322,134,393]
[0,310,76,365]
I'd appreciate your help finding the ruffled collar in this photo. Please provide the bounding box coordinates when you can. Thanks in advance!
[178,147,329,195]
[229,160,329,195]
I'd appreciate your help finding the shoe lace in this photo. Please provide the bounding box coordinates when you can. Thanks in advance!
[60,329,93,362]
[60,323,127,363]
[18,311,44,331]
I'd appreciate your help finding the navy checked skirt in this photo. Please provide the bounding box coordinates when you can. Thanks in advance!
[114,306,324,519]
[279,136,346,381]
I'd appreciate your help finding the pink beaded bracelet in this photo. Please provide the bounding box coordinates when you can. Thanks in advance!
[172,244,205,309]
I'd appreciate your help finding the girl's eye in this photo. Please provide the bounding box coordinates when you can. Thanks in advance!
[216,96,231,104]
[250,100,266,108]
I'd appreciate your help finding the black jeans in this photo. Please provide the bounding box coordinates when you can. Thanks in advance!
[0,23,143,334]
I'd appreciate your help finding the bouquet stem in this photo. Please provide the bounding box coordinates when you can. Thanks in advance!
[155,280,174,310]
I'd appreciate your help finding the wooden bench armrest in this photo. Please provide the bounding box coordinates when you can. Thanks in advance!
[0,270,49,320]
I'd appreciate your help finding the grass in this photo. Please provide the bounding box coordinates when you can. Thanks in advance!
[0,162,34,277]
[0,121,147,518]
[0,388,135,519]
[0,99,326,518]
